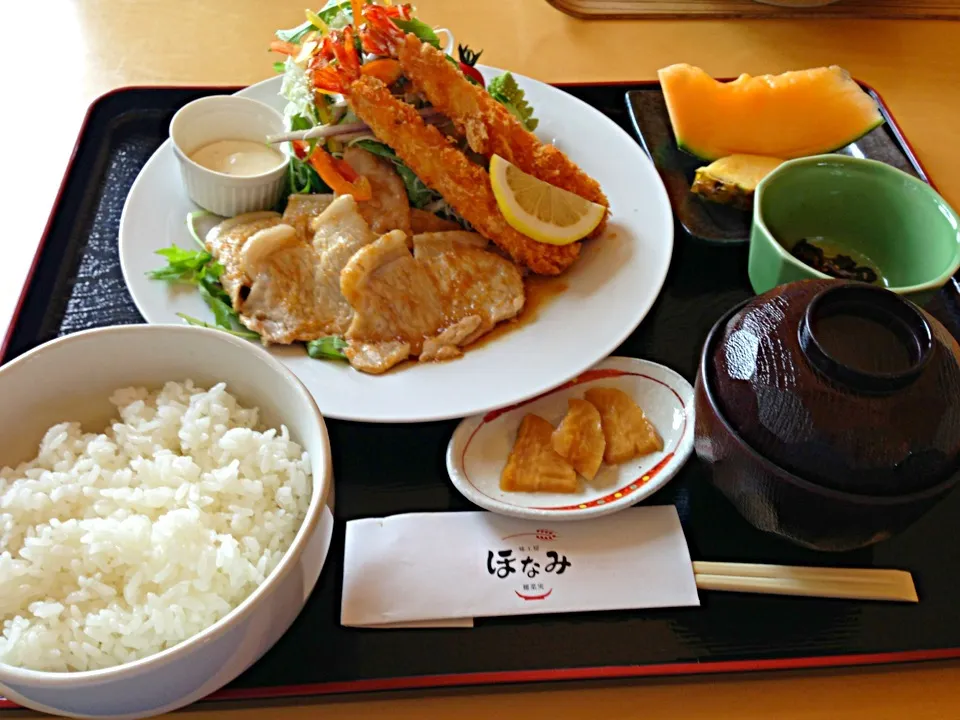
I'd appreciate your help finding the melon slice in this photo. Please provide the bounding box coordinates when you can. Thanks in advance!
[658,64,884,161]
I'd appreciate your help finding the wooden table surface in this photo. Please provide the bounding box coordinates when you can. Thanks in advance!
[3,0,960,717]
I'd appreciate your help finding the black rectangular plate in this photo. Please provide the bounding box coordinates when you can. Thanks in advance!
[3,83,960,711]
[627,84,930,244]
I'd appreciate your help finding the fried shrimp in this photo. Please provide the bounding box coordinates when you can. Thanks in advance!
[348,77,580,275]
[308,19,581,275]
[396,34,610,238]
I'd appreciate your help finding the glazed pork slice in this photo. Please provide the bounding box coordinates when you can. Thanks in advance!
[203,196,377,343]
[206,214,333,344]
[308,194,379,334]
[282,193,335,237]
[339,230,447,373]
[413,231,525,347]
[340,230,525,374]
[205,211,286,307]
[342,146,411,235]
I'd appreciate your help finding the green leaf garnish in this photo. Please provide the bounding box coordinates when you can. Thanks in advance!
[148,215,259,340]
[285,154,332,196]
[391,18,442,49]
[318,0,354,25]
[276,0,352,41]
[487,72,539,132]
[273,61,286,73]
[394,163,438,208]
[186,210,214,249]
[289,114,314,132]
[307,336,348,361]
[198,283,237,329]
[177,314,260,340]
[147,246,212,281]
[149,244,247,333]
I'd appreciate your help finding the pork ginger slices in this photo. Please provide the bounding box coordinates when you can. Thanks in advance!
[340,229,525,374]
[204,195,377,344]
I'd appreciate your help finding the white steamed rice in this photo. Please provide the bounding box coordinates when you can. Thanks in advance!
[0,380,312,673]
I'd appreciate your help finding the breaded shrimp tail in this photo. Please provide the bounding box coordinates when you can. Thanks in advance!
[397,34,610,238]
[347,76,580,275]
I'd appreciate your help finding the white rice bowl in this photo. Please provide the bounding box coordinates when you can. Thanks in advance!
[0,380,312,673]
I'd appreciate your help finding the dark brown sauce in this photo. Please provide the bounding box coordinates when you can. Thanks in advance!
[469,275,570,350]
[814,314,914,375]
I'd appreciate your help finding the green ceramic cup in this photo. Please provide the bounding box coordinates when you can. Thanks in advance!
[748,155,960,305]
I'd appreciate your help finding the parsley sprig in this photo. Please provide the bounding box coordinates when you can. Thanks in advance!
[146,212,258,340]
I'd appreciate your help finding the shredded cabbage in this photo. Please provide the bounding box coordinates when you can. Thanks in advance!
[279,57,320,127]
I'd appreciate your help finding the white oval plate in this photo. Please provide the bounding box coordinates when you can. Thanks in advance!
[119,68,673,423]
[446,357,694,520]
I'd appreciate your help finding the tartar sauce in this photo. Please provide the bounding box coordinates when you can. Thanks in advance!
[189,139,284,176]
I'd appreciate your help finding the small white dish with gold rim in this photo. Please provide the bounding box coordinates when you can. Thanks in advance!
[446,356,694,521]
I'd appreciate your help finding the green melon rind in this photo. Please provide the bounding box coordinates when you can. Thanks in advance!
[675,114,885,163]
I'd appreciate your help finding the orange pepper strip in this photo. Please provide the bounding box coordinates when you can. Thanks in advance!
[333,157,361,182]
[351,0,365,27]
[269,40,299,56]
[307,146,372,201]
[360,58,403,85]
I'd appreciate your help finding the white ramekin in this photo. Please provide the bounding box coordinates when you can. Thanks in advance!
[169,95,289,217]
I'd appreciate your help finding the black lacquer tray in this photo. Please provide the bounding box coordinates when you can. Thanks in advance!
[3,82,960,710]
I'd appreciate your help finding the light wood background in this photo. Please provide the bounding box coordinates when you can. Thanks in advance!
[2,1,960,717]
[546,0,960,21]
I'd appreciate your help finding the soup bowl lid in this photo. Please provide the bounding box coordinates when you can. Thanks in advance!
[706,279,960,496]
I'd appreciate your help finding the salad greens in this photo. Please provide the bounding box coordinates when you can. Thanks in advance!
[147,243,252,337]
[148,212,256,338]
[272,5,541,221]
[177,314,259,341]
[276,0,354,43]
[351,139,438,208]
[279,57,323,126]
[285,155,330,196]
[391,17,442,49]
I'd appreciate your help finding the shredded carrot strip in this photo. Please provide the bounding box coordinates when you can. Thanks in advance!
[269,40,298,56]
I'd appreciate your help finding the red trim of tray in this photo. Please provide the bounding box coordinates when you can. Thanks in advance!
[204,648,960,697]
[4,648,957,710]
[0,106,92,361]
[0,79,950,712]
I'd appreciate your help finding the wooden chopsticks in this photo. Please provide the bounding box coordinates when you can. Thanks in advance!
[693,561,918,603]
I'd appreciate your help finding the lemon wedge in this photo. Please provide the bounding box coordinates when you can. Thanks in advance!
[489,154,606,245]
